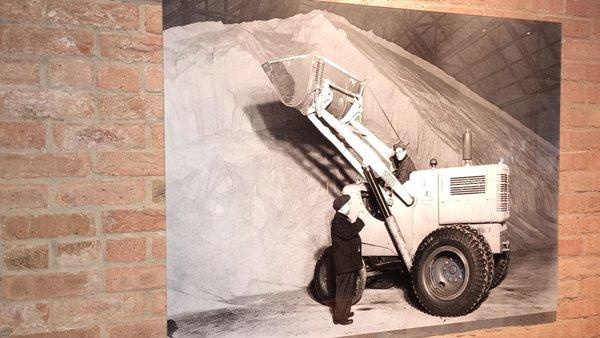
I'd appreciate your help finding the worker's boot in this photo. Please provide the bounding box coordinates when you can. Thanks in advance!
[334,318,353,325]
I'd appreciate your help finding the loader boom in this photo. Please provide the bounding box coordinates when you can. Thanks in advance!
[263,55,414,269]
[262,55,414,206]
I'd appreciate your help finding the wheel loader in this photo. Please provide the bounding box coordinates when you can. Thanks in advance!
[262,55,510,317]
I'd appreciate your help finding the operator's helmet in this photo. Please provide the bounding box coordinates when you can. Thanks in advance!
[393,140,408,150]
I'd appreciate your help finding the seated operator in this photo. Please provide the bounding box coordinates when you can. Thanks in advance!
[390,141,416,184]
[331,195,365,325]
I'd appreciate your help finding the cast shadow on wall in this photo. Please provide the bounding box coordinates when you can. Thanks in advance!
[244,101,356,196]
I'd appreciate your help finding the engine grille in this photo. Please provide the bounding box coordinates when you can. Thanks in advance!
[497,173,509,212]
[450,175,486,195]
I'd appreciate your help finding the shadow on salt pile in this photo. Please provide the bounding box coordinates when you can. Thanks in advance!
[243,101,356,195]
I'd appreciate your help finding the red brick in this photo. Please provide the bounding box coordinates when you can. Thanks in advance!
[561,18,591,38]
[56,180,146,207]
[560,171,600,192]
[47,0,138,30]
[586,64,600,83]
[487,0,564,12]
[95,151,164,176]
[0,122,45,150]
[56,240,101,267]
[426,5,485,16]
[0,184,47,210]
[0,58,39,85]
[564,39,600,61]
[49,58,93,88]
[559,297,585,319]
[566,0,600,17]
[102,209,165,233]
[53,123,145,150]
[593,20,600,40]
[106,237,146,262]
[583,316,600,338]
[559,237,585,256]
[0,25,93,56]
[561,104,600,128]
[2,271,100,300]
[51,293,144,328]
[586,236,600,254]
[152,235,165,260]
[559,255,600,280]
[562,63,587,81]
[559,214,580,236]
[582,277,600,298]
[559,193,600,214]
[555,318,584,337]
[97,63,140,92]
[13,326,101,338]
[558,279,581,299]
[580,214,600,234]
[98,93,162,119]
[151,179,164,203]
[559,213,600,235]
[144,64,163,92]
[99,33,162,63]
[0,302,50,335]
[105,265,165,292]
[2,90,94,119]
[149,290,166,315]
[0,0,43,21]
[145,5,162,34]
[563,81,586,103]
[151,123,164,148]
[560,151,600,171]
[0,153,90,179]
[2,213,94,240]
[587,85,600,104]
[3,244,48,270]
[561,104,586,127]
[107,319,166,338]
[561,129,600,151]
[582,296,600,317]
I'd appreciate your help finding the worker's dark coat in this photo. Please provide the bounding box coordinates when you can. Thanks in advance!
[331,212,365,274]
[392,155,416,184]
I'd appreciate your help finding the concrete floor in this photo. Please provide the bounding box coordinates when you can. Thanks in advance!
[170,250,556,337]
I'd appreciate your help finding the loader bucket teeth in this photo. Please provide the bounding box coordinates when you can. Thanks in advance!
[262,55,365,118]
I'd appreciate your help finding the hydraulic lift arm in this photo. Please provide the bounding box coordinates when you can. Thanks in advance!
[263,55,414,269]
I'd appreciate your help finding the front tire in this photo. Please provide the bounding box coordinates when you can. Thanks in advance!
[313,247,366,306]
[411,225,493,316]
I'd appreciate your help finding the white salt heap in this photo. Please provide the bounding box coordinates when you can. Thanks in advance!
[164,10,558,314]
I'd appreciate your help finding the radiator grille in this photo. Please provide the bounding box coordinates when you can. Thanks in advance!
[497,173,509,212]
[450,175,486,195]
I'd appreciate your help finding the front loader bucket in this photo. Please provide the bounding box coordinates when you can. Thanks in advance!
[262,55,365,118]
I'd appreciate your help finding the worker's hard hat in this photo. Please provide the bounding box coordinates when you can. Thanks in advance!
[394,141,407,149]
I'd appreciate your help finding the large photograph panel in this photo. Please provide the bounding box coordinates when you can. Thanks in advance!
[163,1,559,336]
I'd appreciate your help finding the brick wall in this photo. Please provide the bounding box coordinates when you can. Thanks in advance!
[0,0,598,337]
[0,0,165,337]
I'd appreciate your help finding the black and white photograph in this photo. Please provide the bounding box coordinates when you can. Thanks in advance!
[163,1,560,336]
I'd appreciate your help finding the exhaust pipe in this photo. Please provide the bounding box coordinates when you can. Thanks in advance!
[363,166,412,270]
[463,129,472,166]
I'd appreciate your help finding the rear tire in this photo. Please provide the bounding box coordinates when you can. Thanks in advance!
[411,225,493,316]
[491,251,510,288]
[313,247,366,306]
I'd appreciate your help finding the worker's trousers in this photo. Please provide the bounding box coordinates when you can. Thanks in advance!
[333,271,356,321]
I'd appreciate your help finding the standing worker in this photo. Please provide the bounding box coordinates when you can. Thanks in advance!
[331,195,365,325]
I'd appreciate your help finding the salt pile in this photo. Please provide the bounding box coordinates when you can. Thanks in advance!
[164,10,557,314]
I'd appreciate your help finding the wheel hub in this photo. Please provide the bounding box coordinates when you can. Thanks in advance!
[424,246,470,301]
